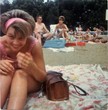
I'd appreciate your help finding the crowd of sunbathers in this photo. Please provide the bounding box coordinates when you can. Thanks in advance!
[1,14,106,45]
[34,15,108,45]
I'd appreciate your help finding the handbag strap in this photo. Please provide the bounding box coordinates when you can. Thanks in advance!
[68,82,89,96]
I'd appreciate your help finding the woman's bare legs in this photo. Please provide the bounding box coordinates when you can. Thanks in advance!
[7,70,28,110]
[7,70,41,110]
[0,73,13,108]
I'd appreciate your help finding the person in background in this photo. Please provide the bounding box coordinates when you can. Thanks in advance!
[93,27,102,38]
[77,25,83,35]
[34,15,52,45]
[68,28,76,42]
[84,28,93,41]
[0,9,46,110]
[54,16,69,40]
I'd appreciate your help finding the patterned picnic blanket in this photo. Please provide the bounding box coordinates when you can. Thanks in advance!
[24,64,108,110]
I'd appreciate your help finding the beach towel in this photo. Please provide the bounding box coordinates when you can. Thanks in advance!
[65,42,86,47]
[43,39,66,48]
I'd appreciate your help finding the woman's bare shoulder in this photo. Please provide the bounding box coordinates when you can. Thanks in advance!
[33,39,41,50]
[27,37,40,50]
[56,23,59,26]
[31,39,42,56]
[63,23,67,26]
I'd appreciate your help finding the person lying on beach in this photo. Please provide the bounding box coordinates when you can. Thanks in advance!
[89,37,108,43]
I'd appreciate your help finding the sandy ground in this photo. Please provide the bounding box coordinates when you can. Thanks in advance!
[43,43,108,66]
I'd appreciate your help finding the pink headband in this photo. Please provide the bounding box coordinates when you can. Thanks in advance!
[5,18,26,30]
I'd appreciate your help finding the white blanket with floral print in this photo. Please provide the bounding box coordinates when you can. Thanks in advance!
[23,64,108,110]
[3,64,108,110]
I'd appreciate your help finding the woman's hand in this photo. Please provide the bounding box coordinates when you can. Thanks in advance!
[0,60,15,75]
[17,52,34,71]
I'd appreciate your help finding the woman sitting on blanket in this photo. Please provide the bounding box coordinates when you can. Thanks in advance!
[0,9,46,110]
[54,16,69,41]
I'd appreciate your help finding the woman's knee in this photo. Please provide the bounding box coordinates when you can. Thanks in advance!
[14,70,28,79]
[0,72,13,81]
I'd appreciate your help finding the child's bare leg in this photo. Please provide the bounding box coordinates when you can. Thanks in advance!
[0,73,13,108]
[7,70,28,110]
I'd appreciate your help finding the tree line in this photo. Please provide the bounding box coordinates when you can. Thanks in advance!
[0,0,107,31]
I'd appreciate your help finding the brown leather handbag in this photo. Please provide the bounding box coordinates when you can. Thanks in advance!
[44,71,69,101]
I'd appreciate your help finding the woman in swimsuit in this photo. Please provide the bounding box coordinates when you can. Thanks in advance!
[0,9,46,110]
[54,16,69,40]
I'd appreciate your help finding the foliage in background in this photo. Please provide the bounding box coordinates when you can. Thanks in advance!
[0,0,107,30]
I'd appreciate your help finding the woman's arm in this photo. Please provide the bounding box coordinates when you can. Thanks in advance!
[0,40,15,75]
[17,41,46,82]
[0,60,15,75]
[63,24,69,32]
[30,41,46,82]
